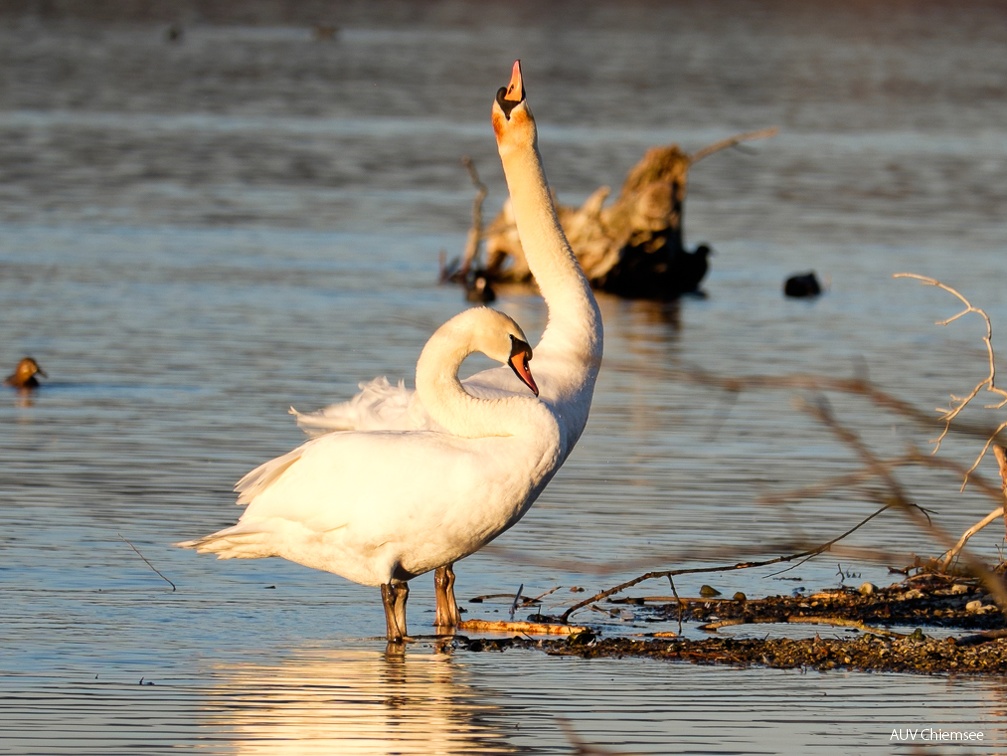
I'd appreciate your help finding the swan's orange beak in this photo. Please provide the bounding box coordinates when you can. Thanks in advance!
[494,60,526,131]
[508,338,538,397]
[503,59,524,104]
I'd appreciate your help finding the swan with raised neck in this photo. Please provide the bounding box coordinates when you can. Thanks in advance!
[491,59,603,446]
[295,61,602,445]
[287,61,604,633]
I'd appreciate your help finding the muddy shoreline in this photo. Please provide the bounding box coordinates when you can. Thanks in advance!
[455,574,1007,675]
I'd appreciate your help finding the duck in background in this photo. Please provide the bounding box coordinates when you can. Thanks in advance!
[4,357,47,390]
[784,271,823,298]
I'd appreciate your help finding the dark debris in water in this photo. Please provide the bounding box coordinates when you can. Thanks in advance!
[632,572,1006,632]
[457,632,1007,676]
[455,574,1007,675]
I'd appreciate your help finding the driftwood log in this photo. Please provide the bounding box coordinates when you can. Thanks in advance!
[447,127,777,301]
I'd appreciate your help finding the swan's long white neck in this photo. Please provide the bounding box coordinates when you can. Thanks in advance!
[496,104,603,432]
[416,316,537,440]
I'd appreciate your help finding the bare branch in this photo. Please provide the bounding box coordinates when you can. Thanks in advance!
[894,273,1007,482]
[941,507,1005,571]
[689,126,780,164]
[559,503,894,623]
[459,156,487,276]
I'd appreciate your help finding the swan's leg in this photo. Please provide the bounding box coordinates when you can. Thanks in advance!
[434,562,461,630]
[380,581,409,641]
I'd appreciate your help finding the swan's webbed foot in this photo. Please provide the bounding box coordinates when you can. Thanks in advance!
[380,581,410,642]
[434,562,461,631]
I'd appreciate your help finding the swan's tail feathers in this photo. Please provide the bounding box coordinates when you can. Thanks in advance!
[234,447,304,505]
[175,527,272,559]
[289,404,355,435]
[290,377,416,436]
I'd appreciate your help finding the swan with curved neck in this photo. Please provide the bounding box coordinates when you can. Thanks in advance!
[179,307,558,644]
[292,60,604,630]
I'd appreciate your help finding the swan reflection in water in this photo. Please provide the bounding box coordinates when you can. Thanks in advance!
[201,645,519,755]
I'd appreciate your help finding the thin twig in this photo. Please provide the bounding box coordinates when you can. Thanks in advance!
[689,126,780,164]
[559,504,893,623]
[460,156,488,276]
[941,508,1006,571]
[531,586,561,603]
[118,532,176,591]
[510,583,524,620]
[668,574,685,635]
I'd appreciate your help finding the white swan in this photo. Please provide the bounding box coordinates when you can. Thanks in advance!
[292,60,604,626]
[179,307,559,642]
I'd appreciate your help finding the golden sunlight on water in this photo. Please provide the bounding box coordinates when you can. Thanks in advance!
[202,647,515,755]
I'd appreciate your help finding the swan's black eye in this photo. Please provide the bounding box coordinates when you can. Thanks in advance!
[509,335,532,361]
[496,87,521,119]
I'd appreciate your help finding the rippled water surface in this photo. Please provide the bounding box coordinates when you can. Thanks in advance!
[3,1,1007,753]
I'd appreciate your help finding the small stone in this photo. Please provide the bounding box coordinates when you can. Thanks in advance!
[700,585,721,598]
[965,599,983,613]
[858,582,877,596]
[732,592,747,602]
[950,583,970,595]
[903,589,924,600]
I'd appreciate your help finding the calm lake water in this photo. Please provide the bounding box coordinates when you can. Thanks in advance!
[3,1,1007,753]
